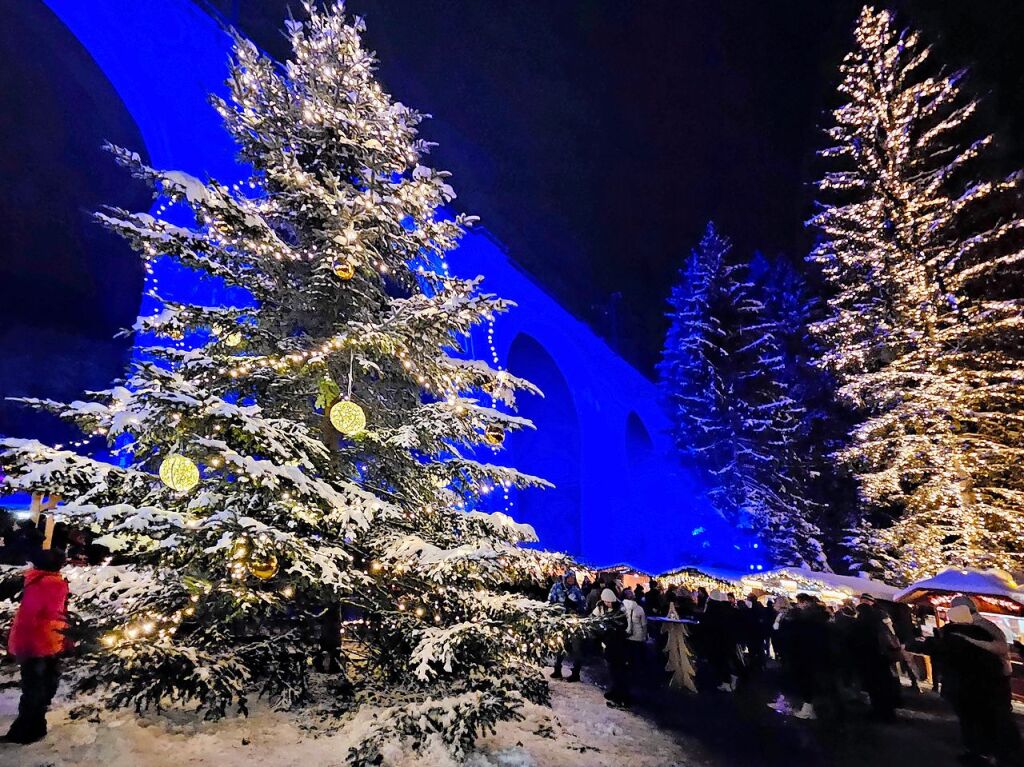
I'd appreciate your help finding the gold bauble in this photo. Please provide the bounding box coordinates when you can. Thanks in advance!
[484,423,506,447]
[333,259,356,281]
[224,331,243,347]
[330,400,366,436]
[229,538,250,561]
[159,454,200,492]
[248,553,279,580]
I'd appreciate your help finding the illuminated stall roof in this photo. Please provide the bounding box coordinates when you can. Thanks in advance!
[741,566,897,604]
[656,565,740,592]
[895,568,1024,616]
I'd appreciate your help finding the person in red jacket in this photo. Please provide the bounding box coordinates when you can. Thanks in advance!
[4,548,71,744]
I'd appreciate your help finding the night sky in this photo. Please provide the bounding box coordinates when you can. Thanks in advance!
[5,1,1024,382]
[210,0,1024,373]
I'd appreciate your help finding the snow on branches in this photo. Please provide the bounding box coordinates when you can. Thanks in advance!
[809,6,1024,582]
[1,4,574,760]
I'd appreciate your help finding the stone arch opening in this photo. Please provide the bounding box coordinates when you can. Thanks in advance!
[506,332,582,555]
[0,1,150,440]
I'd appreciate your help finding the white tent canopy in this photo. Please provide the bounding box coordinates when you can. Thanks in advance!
[895,568,1024,607]
[742,566,898,601]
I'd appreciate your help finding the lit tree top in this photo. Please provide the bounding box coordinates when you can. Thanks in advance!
[809,6,1024,581]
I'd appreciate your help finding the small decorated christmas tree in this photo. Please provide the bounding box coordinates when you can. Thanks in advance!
[1,4,577,763]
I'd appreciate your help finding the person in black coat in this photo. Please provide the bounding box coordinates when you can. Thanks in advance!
[595,589,631,706]
[939,605,1021,766]
[850,596,899,721]
[786,594,835,719]
[699,590,740,691]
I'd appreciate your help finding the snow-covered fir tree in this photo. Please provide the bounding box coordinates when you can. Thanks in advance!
[809,6,1024,582]
[0,5,581,763]
[659,223,825,567]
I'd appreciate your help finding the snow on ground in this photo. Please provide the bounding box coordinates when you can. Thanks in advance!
[0,669,707,767]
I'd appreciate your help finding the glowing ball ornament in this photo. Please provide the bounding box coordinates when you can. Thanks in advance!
[159,454,200,492]
[248,553,279,580]
[333,258,356,281]
[330,400,366,436]
[483,423,506,447]
[224,331,243,347]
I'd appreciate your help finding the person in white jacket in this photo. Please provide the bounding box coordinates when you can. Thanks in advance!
[621,588,648,673]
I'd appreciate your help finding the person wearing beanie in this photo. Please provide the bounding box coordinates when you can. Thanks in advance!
[849,595,899,722]
[547,570,585,681]
[939,602,1022,764]
[594,587,630,706]
[950,595,1012,677]
[699,586,741,692]
[620,588,648,676]
[3,548,72,744]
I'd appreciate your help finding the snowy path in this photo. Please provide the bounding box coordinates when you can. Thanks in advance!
[0,671,710,767]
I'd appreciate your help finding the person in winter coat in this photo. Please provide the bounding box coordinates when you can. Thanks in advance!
[621,588,648,673]
[548,570,585,681]
[784,594,835,720]
[767,595,800,714]
[594,589,631,706]
[937,602,1019,761]
[645,580,664,618]
[850,595,900,722]
[744,594,769,672]
[939,604,1021,766]
[699,590,740,692]
[4,549,71,744]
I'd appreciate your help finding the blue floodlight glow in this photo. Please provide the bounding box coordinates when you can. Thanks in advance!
[21,0,770,575]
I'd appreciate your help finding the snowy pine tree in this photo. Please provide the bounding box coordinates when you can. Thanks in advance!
[809,6,1024,581]
[0,5,580,763]
[659,224,825,567]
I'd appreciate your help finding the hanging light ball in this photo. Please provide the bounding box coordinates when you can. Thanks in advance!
[224,331,243,347]
[330,400,366,436]
[229,538,250,561]
[333,258,356,281]
[247,553,279,580]
[159,454,200,492]
[484,423,506,447]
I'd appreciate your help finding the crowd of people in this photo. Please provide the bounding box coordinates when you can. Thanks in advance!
[549,570,1023,767]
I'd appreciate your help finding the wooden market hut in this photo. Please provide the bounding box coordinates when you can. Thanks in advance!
[895,568,1024,695]
[655,565,740,594]
[740,566,897,606]
[596,563,653,591]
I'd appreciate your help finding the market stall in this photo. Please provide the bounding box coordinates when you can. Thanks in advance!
[655,565,739,594]
[739,566,897,606]
[895,569,1024,640]
[895,568,1024,694]
[596,563,653,590]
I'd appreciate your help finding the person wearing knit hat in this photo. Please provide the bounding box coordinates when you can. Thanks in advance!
[701,585,741,692]
[594,585,630,707]
[948,595,1012,678]
[547,570,584,682]
[939,600,1022,764]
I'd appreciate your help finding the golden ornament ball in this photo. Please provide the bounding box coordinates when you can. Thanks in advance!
[224,331,243,347]
[247,553,279,580]
[229,538,251,561]
[333,259,357,281]
[159,454,200,492]
[484,423,506,447]
[330,400,366,436]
